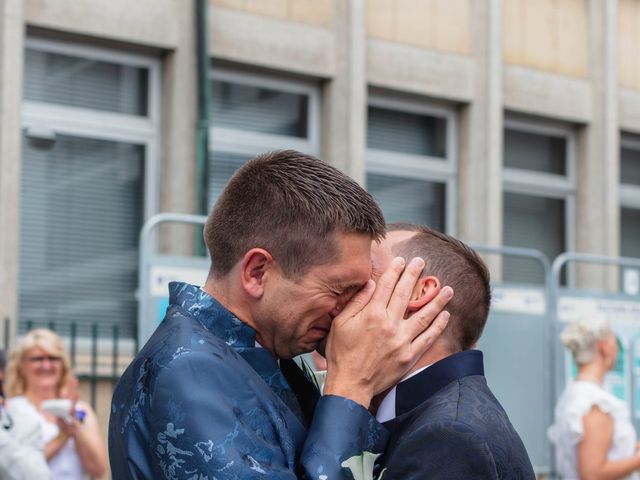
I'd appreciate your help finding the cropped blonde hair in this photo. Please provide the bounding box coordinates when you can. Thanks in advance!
[5,329,72,398]
[560,316,611,365]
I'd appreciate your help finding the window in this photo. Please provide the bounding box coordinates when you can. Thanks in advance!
[502,119,575,284]
[620,135,640,260]
[208,69,320,207]
[366,96,456,233]
[19,39,160,339]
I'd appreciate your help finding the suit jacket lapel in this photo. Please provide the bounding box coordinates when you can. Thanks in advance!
[395,350,485,418]
[280,359,321,425]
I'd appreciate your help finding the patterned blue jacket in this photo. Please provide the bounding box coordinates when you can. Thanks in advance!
[109,282,388,479]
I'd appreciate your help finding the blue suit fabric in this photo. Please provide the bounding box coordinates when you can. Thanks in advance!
[109,282,388,479]
[380,350,535,479]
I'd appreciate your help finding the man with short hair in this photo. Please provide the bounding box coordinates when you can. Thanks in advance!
[109,151,451,479]
[372,223,535,479]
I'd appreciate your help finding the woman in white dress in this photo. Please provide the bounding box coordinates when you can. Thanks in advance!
[5,329,107,479]
[549,316,640,480]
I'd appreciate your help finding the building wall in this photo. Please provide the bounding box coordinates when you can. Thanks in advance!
[504,0,588,78]
[0,0,636,344]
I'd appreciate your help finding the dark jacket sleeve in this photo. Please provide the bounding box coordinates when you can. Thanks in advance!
[302,395,389,479]
[382,420,498,480]
[149,351,388,479]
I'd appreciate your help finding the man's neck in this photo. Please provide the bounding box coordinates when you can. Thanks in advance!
[409,340,453,374]
[370,340,452,416]
[202,278,273,354]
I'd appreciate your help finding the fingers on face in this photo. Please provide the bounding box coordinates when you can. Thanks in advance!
[335,279,376,321]
[386,257,426,313]
[410,310,451,357]
[369,256,407,306]
[404,286,453,339]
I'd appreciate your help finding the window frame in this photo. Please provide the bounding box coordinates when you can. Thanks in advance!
[502,117,577,282]
[21,37,161,220]
[207,68,321,157]
[619,134,640,265]
[18,38,161,344]
[620,134,640,210]
[366,94,458,235]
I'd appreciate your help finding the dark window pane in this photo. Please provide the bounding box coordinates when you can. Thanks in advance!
[19,135,144,338]
[621,147,640,186]
[210,80,309,138]
[367,106,447,158]
[207,151,250,210]
[367,173,446,231]
[24,49,149,116]
[503,192,565,284]
[504,129,566,175]
[621,208,640,259]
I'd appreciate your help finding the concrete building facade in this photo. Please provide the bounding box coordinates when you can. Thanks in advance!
[1,0,638,342]
[0,1,639,475]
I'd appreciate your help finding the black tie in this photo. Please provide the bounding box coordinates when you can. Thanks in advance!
[280,359,321,426]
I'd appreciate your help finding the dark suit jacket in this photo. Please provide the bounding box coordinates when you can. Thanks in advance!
[380,350,535,480]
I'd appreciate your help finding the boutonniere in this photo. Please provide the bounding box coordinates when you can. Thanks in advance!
[341,451,387,480]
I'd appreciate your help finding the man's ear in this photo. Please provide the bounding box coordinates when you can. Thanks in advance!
[407,275,441,313]
[240,248,274,299]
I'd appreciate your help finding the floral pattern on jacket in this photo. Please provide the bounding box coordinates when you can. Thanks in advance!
[109,282,388,479]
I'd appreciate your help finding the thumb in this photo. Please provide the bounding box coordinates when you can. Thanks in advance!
[334,279,376,322]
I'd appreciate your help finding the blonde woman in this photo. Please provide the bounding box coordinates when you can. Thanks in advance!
[6,329,107,479]
[548,317,640,480]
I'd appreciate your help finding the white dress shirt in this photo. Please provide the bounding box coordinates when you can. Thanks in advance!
[376,365,431,423]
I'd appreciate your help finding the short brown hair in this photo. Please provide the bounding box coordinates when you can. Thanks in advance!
[205,150,385,278]
[388,223,491,352]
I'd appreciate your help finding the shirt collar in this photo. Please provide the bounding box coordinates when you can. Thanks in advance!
[377,350,485,422]
[168,281,256,348]
[376,364,431,423]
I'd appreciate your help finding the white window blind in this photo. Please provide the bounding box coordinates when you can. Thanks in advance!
[621,147,640,187]
[502,123,574,284]
[210,80,308,137]
[367,106,447,158]
[19,135,144,338]
[24,49,148,116]
[19,41,157,339]
[620,137,640,263]
[367,173,446,231]
[207,71,318,210]
[621,208,640,259]
[503,192,565,284]
[207,151,249,207]
[366,99,454,233]
[504,128,566,175]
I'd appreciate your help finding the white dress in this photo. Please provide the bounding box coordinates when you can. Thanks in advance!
[7,396,85,480]
[548,380,639,480]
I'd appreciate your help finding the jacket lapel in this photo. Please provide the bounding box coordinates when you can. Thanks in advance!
[394,350,485,418]
[280,358,321,425]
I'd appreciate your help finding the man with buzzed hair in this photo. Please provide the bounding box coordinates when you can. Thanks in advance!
[372,223,535,479]
[109,152,452,479]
